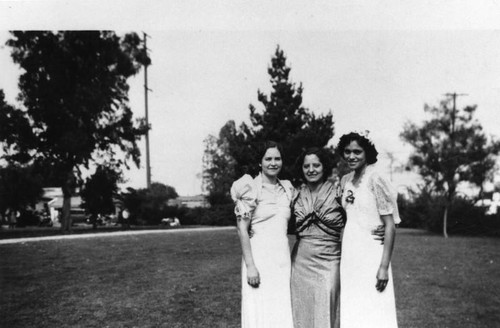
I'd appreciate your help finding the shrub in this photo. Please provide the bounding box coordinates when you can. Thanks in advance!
[17,209,40,227]
[448,198,500,236]
[179,204,235,226]
[398,189,445,231]
[180,207,205,225]
[398,188,500,236]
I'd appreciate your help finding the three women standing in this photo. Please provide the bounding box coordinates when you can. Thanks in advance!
[291,147,345,328]
[231,136,399,328]
[231,141,294,328]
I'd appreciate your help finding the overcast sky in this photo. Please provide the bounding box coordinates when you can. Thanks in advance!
[1,1,500,195]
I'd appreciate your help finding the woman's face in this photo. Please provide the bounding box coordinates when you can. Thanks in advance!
[261,147,282,179]
[343,140,367,171]
[302,154,324,185]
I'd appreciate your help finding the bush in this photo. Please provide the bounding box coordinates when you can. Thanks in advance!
[398,189,500,236]
[448,198,500,236]
[180,204,235,226]
[180,207,205,225]
[202,204,235,226]
[16,209,40,227]
[134,205,188,226]
[398,190,444,230]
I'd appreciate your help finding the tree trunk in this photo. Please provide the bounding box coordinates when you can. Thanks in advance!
[443,204,449,238]
[61,170,75,232]
[443,185,456,238]
[61,193,72,232]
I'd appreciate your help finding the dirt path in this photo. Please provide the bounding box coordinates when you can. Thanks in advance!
[0,226,235,245]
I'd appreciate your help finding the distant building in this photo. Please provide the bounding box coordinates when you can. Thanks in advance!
[37,187,86,224]
[168,195,209,208]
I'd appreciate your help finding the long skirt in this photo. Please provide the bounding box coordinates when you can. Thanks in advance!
[291,235,341,328]
[241,216,293,328]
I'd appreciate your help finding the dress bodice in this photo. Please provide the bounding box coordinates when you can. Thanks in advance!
[253,182,292,226]
[341,165,400,230]
[294,181,344,240]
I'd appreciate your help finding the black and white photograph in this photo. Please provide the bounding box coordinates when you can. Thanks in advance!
[1,1,500,327]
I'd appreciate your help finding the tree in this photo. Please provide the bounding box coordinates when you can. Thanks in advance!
[120,182,178,225]
[202,121,237,205]
[0,164,44,218]
[0,31,149,231]
[400,97,500,237]
[80,165,122,228]
[144,182,178,209]
[203,46,336,202]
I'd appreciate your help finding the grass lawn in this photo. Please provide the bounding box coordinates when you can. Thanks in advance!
[1,228,499,328]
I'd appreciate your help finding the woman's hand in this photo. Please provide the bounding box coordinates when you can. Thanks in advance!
[371,224,385,244]
[376,266,389,292]
[247,265,260,288]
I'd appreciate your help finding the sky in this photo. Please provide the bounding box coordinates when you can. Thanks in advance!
[1,1,500,195]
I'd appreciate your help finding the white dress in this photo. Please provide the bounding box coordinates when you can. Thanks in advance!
[231,174,294,328]
[340,165,400,328]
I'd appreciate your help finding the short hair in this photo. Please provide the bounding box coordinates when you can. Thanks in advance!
[295,147,333,183]
[257,140,284,163]
[336,132,378,164]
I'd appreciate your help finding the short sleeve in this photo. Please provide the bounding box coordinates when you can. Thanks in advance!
[370,172,401,224]
[230,174,257,219]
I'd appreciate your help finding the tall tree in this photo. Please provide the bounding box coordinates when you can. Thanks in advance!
[400,97,500,237]
[241,46,335,179]
[203,46,336,203]
[0,31,149,231]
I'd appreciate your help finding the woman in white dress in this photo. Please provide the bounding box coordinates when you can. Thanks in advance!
[231,141,295,328]
[336,132,400,328]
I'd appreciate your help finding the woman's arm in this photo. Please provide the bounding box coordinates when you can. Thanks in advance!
[376,214,396,292]
[236,217,260,288]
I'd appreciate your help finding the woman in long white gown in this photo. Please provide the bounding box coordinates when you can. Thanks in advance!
[337,132,400,328]
[231,141,295,328]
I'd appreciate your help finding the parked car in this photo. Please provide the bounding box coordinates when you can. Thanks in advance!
[161,217,181,227]
[86,214,106,226]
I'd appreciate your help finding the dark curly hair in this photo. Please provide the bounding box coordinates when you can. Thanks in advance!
[295,147,333,183]
[336,132,378,164]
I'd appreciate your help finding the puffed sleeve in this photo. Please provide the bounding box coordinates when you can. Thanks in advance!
[371,172,401,224]
[230,174,257,219]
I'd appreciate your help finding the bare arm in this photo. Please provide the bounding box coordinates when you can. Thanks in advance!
[375,214,396,292]
[236,217,260,288]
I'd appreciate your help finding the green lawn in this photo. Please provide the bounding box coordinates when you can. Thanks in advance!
[1,228,499,328]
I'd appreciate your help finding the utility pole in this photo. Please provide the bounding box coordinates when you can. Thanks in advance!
[444,92,468,140]
[442,92,467,238]
[143,32,152,189]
